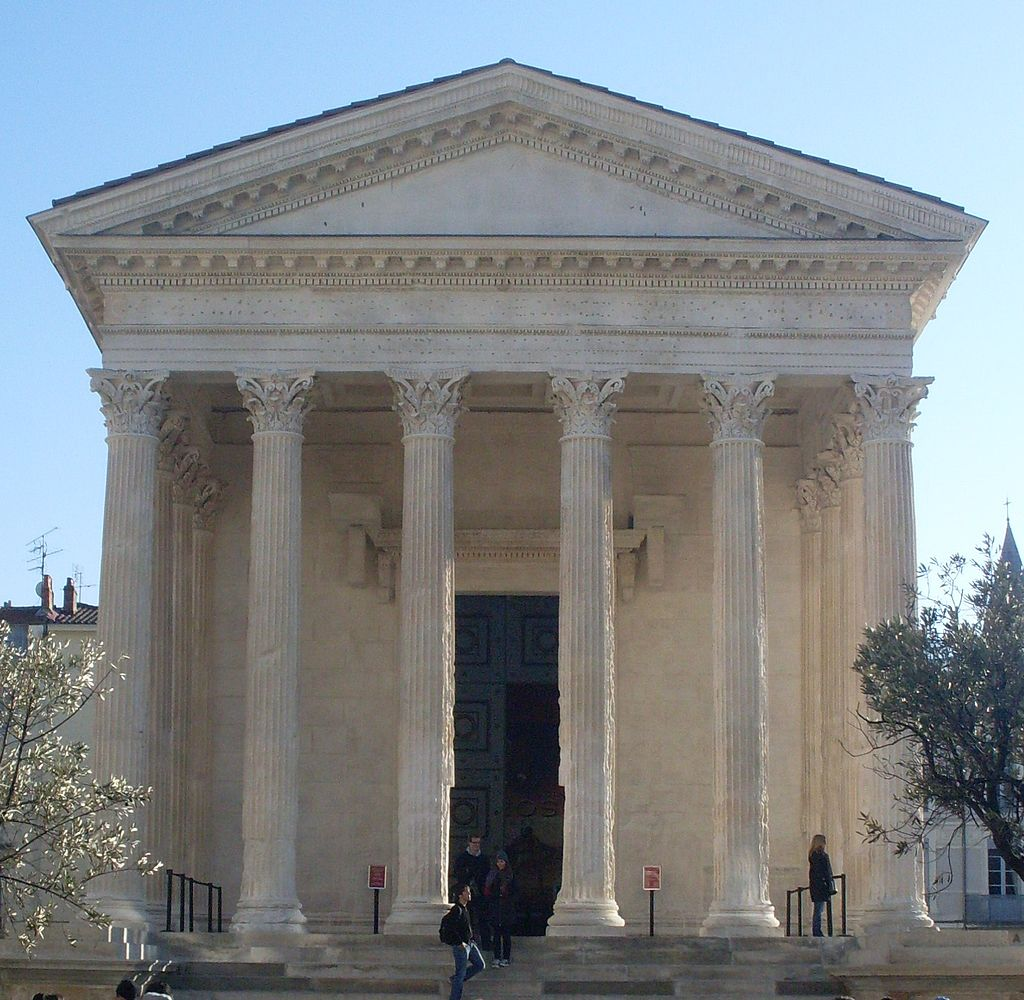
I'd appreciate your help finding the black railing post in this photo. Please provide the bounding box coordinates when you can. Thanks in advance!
[839,873,847,935]
[165,869,174,932]
[217,884,223,932]
[188,877,195,933]
[207,882,214,933]
[178,872,186,932]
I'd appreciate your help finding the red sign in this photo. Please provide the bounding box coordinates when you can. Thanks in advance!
[367,864,387,889]
[643,865,662,891]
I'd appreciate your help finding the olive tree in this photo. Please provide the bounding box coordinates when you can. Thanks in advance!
[853,537,1024,880]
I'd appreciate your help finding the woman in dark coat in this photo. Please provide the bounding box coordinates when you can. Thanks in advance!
[484,850,516,966]
[808,833,835,937]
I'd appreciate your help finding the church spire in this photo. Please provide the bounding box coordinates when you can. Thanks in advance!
[1000,519,1021,574]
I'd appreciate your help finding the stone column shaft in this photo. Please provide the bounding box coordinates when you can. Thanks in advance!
[89,369,168,925]
[796,480,824,840]
[385,371,467,934]
[232,371,315,932]
[547,374,625,935]
[700,376,779,936]
[854,375,933,931]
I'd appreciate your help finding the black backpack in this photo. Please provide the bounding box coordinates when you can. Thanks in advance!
[439,906,462,946]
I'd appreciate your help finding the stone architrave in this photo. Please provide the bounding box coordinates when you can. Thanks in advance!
[546,373,626,936]
[169,444,201,866]
[796,477,824,840]
[815,454,845,861]
[853,375,934,931]
[700,375,780,936]
[188,474,225,875]
[88,368,169,925]
[232,370,316,932]
[148,409,185,900]
[384,370,469,934]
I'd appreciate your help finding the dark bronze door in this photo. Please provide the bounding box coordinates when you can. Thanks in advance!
[452,595,562,935]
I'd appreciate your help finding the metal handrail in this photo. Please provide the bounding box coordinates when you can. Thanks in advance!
[164,868,224,932]
[785,872,847,936]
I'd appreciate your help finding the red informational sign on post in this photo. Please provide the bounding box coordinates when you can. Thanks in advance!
[643,865,662,891]
[367,864,387,890]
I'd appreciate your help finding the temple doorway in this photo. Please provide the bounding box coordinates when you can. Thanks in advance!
[451,595,563,935]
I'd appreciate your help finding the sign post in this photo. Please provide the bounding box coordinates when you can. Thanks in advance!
[367,865,387,934]
[642,865,661,937]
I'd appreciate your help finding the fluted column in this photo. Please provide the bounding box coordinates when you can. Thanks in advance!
[88,368,169,925]
[232,371,315,932]
[188,475,225,875]
[816,458,845,858]
[834,414,868,916]
[384,370,468,934]
[796,478,824,841]
[147,411,184,902]
[168,445,200,866]
[853,375,934,931]
[547,373,626,936]
[700,375,779,936]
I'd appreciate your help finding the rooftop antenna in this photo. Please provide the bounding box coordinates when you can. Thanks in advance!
[26,528,63,579]
[72,563,96,595]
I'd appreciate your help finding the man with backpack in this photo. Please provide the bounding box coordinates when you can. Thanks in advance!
[441,884,486,1000]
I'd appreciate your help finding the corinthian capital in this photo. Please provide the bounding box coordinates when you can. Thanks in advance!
[389,370,469,438]
[236,371,316,434]
[548,373,626,438]
[796,478,823,532]
[158,410,189,471]
[193,475,227,531]
[701,374,775,442]
[88,369,169,437]
[853,375,932,444]
[172,447,203,503]
[815,455,842,508]
[831,413,864,479]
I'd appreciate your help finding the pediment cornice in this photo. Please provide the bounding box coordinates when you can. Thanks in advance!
[34,65,981,247]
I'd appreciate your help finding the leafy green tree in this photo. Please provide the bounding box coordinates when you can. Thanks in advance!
[853,535,1024,880]
[0,622,154,949]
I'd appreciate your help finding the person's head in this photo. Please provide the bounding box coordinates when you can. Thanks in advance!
[809,834,827,859]
[116,980,138,1000]
[466,835,482,855]
[495,850,509,870]
[456,883,472,905]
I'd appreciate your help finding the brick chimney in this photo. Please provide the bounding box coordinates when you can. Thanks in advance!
[62,577,77,616]
[39,574,54,613]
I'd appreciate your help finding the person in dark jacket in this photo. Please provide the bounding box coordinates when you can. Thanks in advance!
[452,834,490,947]
[484,850,516,966]
[447,884,486,1000]
[808,833,835,936]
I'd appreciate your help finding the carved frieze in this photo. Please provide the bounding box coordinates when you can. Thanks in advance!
[236,370,317,434]
[701,375,775,442]
[853,375,932,443]
[548,374,626,438]
[388,370,469,438]
[88,369,169,436]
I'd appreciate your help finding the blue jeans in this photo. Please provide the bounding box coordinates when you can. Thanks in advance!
[812,899,828,936]
[449,942,485,1000]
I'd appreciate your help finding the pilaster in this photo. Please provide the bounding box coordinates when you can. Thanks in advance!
[546,373,626,936]
[232,370,316,932]
[88,368,169,925]
[699,375,780,937]
[853,375,934,932]
[384,370,468,934]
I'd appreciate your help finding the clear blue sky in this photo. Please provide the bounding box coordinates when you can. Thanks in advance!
[2,1,1020,604]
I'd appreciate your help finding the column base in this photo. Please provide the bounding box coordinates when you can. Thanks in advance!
[231,898,306,934]
[858,900,935,934]
[546,899,625,937]
[383,898,450,936]
[700,902,780,938]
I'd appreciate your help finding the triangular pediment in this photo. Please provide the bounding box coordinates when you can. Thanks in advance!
[32,62,982,248]
[227,139,780,238]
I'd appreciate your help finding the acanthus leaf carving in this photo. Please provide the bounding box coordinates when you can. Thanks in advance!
[796,478,823,532]
[853,375,932,443]
[193,475,227,531]
[236,370,317,434]
[700,374,775,442]
[88,369,170,437]
[830,412,865,480]
[388,370,469,438]
[548,373,626,438]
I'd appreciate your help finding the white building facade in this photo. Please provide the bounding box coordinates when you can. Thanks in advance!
[30,61,983,938]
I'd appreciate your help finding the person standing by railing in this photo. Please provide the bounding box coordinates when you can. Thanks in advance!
[808,834,836,937]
